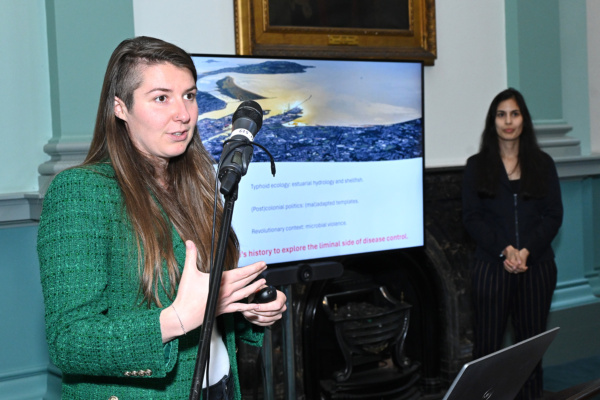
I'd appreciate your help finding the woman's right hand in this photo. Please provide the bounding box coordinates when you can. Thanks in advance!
[160,240,267,342]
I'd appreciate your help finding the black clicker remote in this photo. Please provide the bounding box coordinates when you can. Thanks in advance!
[254,285,277,304]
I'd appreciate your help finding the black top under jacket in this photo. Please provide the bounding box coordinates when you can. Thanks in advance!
[462,152,563,264]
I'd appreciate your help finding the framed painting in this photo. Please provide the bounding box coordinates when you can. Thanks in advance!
[234,0,437,65]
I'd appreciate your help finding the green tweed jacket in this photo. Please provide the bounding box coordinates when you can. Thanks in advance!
[37,163,263,400]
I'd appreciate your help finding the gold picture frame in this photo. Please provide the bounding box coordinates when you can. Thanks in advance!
[234,0,437,65]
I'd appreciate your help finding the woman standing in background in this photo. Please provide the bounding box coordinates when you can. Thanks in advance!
[462,88,563,399]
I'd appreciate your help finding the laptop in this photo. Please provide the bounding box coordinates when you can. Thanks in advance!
[443,327,560,400]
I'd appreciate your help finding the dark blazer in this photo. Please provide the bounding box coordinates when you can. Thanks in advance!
[462,152,563,264]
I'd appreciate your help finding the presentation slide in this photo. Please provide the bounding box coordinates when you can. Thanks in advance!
[192,54,424,266]
[232,159,424,266]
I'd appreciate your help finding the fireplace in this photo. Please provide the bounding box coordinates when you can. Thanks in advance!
[318,283,418,399]
[238,167,474,400]
[302,248,441,400]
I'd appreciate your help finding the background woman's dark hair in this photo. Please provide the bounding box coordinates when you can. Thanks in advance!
[85,36,239,307]
[475,87,548,198]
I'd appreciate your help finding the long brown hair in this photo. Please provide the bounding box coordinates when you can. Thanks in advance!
[85,36,239,307]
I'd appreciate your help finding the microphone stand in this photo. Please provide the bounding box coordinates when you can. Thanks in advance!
[188,135,275,399]
[189,178,238,400]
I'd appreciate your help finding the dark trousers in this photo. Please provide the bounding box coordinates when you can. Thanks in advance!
[471,257,557,400]
[200,371,234,400]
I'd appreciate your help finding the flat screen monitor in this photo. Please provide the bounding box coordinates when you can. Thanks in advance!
[191,54,424,267]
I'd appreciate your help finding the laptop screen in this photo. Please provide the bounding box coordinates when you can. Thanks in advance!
[443,327,560,400]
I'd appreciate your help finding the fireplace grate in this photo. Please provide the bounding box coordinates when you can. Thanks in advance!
[319,286,421,399]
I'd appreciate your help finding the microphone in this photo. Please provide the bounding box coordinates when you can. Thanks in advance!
[218,100,263,196]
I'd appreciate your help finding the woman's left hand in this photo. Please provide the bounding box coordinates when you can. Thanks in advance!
[241,289,287,327]
[517,248,530,272]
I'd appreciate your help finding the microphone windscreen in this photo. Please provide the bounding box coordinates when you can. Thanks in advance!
[232,100,263,133]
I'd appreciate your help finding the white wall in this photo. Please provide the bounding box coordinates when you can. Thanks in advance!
[133,0,507,168]
[132,0,236,55]
[424,1,507,167]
